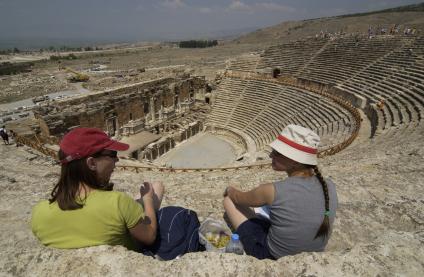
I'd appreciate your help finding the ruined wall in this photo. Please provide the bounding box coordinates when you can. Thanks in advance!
[34,76,207,140]
[140,120,203,161]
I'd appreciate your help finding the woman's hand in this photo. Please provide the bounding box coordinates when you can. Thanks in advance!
[131,182,158,245]
[223,186,235,197]
[140,182,154,200]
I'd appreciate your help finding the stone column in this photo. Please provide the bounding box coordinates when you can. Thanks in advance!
[159,105,163,120]
[115,118,120,137]
[176,96,181,113]
[196,87,206,102]
[150,97,156,122]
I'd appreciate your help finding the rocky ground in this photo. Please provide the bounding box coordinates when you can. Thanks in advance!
[0,42,263,104]
[0,69,70,104]
[0,119,423,276]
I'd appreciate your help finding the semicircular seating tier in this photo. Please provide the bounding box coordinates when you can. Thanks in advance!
[206,78,356,152]
[213,35,424,146]
[226,53,261,72]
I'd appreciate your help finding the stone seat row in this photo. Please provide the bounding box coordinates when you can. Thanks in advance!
[226,54,260,72]
[257,39,329,74]
[213,36,424,144]
[244,110,353,150]
[339,56,421,90]
[294,47,409,83]
[207,78,355,150]
[337,82,423,136]
[257,36,410,76]
[291,38,424,138]
[334,52,424,134]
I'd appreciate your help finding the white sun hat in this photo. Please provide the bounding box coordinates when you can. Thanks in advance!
[269,125,320,165]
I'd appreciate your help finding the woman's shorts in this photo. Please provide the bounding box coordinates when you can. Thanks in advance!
[236,217,274,260]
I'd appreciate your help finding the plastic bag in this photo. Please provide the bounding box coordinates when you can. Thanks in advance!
[198,218,232,252]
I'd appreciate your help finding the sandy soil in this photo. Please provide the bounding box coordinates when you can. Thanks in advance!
[155,132,236,168]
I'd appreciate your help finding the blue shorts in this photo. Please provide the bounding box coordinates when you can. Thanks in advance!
[236,218,274,260]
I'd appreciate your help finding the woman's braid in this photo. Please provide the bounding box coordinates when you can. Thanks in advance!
[313,165,330,239]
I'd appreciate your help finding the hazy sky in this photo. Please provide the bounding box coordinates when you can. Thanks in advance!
[0,0,422,42]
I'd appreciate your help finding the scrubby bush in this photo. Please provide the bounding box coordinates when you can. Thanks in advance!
[49,54,78,61]
[179,40,218,48]
[0,62,33,75]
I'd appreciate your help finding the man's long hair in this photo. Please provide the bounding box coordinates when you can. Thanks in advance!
[49,150,112,210]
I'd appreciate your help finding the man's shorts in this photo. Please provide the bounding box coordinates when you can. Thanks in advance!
[236,217,274,260]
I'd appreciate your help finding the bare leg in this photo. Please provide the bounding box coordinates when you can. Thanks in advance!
[223,196,256,230]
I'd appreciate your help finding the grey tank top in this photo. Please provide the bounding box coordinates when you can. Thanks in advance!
[267,176,338,258]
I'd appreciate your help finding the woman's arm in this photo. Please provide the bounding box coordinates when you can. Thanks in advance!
[225,183,275,207]
[129,182,158,245]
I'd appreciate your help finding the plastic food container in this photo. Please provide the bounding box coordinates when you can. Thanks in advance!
[198,218,232,252]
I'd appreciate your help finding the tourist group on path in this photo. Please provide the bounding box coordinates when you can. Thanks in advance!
[31,125,337,260]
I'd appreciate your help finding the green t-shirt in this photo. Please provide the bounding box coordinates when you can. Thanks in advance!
[31,190,144,250]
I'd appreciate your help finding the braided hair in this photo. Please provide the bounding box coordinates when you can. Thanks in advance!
[312,165,330,239]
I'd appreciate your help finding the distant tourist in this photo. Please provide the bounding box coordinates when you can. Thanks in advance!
[368,26,373,38]
[272,68,281,78]
[354,35,360,46]
[377,99,385,110]
[0,125,9,145]
[223,125,338,259]
[31,127,202,260]
[394,24,400,34]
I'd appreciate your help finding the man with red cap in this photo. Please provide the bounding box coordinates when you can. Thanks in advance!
[223,125,338,259]
[31,127,164,250]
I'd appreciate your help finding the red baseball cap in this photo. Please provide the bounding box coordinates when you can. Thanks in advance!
[59,127,129,164]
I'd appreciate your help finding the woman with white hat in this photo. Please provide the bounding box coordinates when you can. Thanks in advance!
[223,125,338,259]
